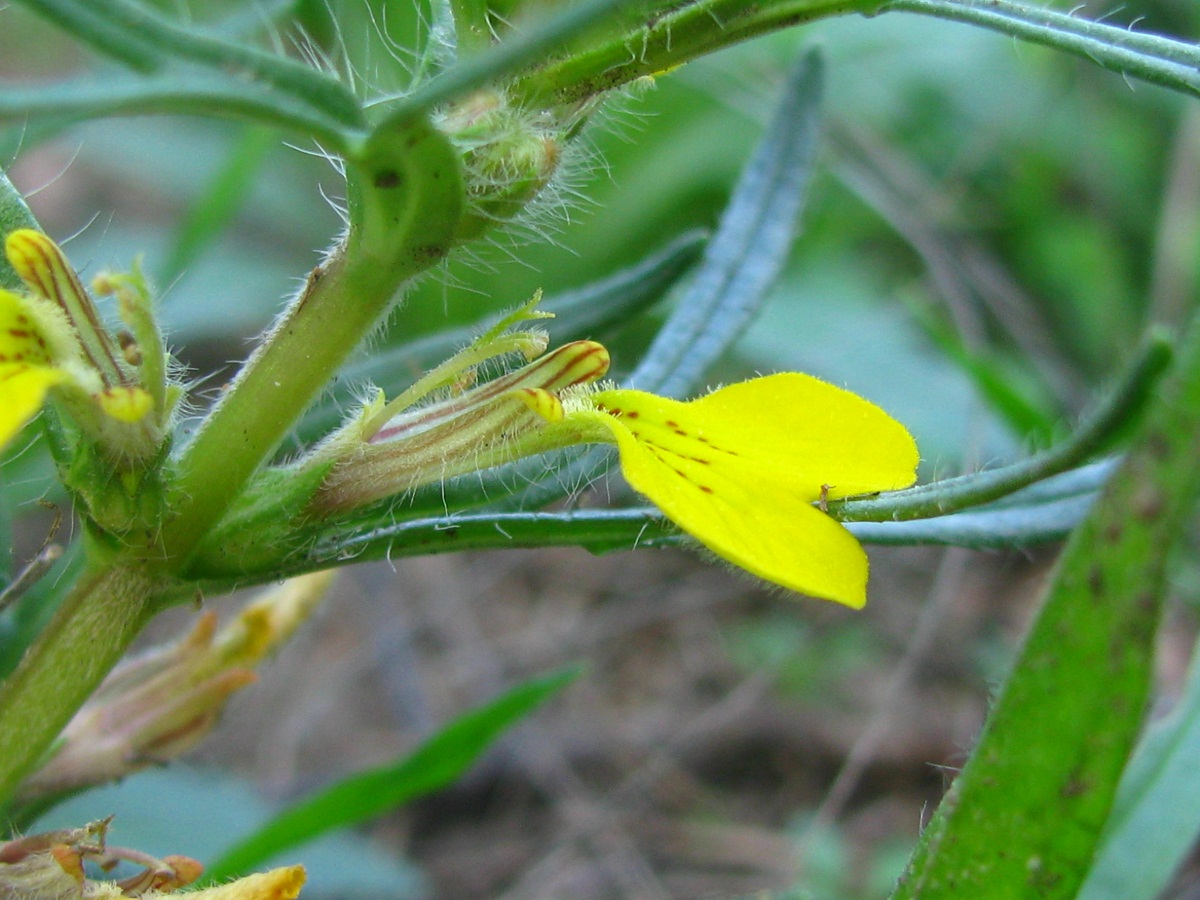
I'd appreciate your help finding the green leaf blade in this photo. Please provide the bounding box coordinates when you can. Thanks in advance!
[631,48,825,398]
[203,666,581,882]
[891,315,1200,898]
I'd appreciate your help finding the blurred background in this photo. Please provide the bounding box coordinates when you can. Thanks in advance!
[2,0,1200,896]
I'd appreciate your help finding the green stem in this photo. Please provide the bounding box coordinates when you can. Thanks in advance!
[0,562,165,807]
[450,0,494,55]
[16,0,364,126]
[371,0,631,120]
[0,76,359,151]
[159,118,464,568]
[883,0,1200,100]
[508,0,880,107]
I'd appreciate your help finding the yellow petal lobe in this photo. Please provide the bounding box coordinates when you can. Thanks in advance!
[0,364,66,448]
[0,288,54,366]
[586,373,919,606]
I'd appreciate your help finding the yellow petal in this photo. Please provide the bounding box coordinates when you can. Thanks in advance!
[597,373,918,500]
[0,363,66,448]
[589,409,871,605]
[0,288,54,366]
[584,373,918,606]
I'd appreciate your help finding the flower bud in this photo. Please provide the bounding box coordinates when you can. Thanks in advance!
[439,90,564,242]
[310,340,609,514]
[18,572,334,803]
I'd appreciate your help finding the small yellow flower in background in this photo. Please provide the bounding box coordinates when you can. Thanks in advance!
[0,230,160,457]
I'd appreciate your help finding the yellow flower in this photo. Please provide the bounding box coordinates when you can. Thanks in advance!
[315,332,918,607]
[518,369,918,607]
[0,231,156,455]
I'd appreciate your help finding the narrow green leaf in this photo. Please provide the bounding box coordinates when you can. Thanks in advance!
[1077,628,1200,900]
[886,0,1200,102]
[14,0,164,72]
[203,667,580,882]
[190,507,679,589]
[191,461,1112,590]
[848,492,1095,548]
[18,0,363,125]
[630,48,824,398]
[891,312,1200,897]
[0,170,40,290]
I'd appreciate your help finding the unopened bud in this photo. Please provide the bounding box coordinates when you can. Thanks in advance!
[18,572,335,803]
[439,90,564,242]
[311,340,610,514]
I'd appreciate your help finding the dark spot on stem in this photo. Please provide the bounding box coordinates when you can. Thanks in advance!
[411,243,449,264]
[1144,430,1170,460]
[374,169,401,189]
[1133,484,1165,521]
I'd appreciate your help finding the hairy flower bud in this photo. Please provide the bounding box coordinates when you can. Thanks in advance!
[439,90,565,242]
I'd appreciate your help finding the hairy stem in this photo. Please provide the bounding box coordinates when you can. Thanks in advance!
[0,562,166,806]
[159,118,463,569]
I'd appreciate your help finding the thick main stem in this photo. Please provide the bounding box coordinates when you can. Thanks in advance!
[160,250,418,565]
[161,118,464,568]
[0,562,163,804]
